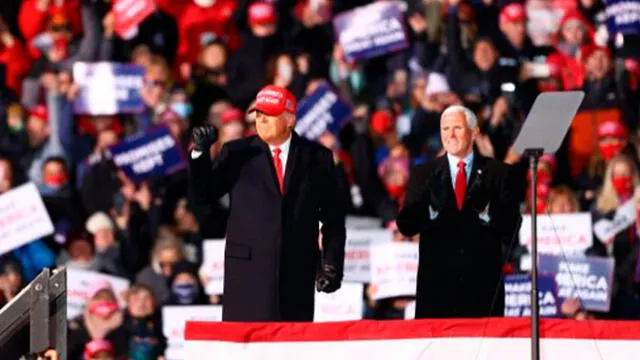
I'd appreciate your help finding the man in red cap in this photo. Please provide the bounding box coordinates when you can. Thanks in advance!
[189,85,346,322]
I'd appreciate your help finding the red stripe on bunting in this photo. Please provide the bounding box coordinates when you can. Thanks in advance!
[185,318,640,343]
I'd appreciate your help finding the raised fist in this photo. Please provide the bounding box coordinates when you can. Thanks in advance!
[191,125,218,152]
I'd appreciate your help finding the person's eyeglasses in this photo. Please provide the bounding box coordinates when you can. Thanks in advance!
[146,80,168,88]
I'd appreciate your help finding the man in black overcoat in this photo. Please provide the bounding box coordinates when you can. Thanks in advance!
[189,85,346,321]
[397,105,521,318]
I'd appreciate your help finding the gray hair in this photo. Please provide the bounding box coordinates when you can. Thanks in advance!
[441,105,478,129]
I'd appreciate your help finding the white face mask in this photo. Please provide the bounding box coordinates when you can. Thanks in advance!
[277,63,293,82]
[194,0,215,7]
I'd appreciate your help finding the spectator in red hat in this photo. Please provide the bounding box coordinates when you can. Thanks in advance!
[156,0,240,82]
[83,339,115,360]
[495,2,550,111]
[546,10,595,90]
[216,107,246,152]
[590,154,640,318]
[580,120,637,209]
[227,1,285,109]
[68,280,128,360]
[18,0,82,45]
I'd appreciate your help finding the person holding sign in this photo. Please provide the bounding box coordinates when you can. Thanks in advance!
[189,85,346,322]
[396,105,521,318]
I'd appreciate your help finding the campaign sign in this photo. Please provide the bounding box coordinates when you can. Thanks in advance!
[333,1,409,61]
[539,254,615,312]
[519,213,593,255]
[113,0,156,38]
[605,0,640,36]
[73,62,145,115]
[314,282,364,322]
[201,239,225,295]
[504,274,559,318]
[404,300,416,319]
[107,125,186,182]
[593,198,636,243]
[0,182,54,255]
[295,84,352,141]
[344,229,393,283]
[163,305,223,360]
[346,215,383,229]
[369,242,419,300]
[67,268,130,319]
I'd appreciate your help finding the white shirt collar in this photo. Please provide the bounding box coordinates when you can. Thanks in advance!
[268,133,292,155]
[446,151,474,168]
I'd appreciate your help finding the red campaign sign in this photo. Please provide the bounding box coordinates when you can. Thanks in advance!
[113,0,157,38]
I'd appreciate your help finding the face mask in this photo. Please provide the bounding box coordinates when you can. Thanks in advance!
[535,198,547,213]
[172,283,198,304]
[88,300,119,318]
[68,258,99,271]
[277,63,293,82]
[194,0,215,8]
[170,102,193,119]
[43,173,68,187]
[599,142,624,161]
[612,175,633,197]
[385,184,405,200]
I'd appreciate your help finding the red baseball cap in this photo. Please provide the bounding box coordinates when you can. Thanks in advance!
[499,3,526,25]
[370,110,395,134]
[248,85,296,116]
[30,104,48,123]
[597,121,628,139]
[220,107,244,124]
[248,2,278,26]
[84,339,114,359]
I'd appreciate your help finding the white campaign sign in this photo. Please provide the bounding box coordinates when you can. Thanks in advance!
[200,239,225,295]
[0,182,54,255]
[314,282,363,322]
[66,268,130,319]
[593,199,637,243]
[519,212,593,255]
[369,242,419,300]
[404,300,416,319]
[345,215,382,229]
[163,305,223,360]
[344,229,393,283]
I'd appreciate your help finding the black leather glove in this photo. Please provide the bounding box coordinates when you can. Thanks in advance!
[316,264,342,293]
[191,125,218,152]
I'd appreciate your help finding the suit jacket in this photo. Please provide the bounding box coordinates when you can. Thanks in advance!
[396,153,521,318]
[189,132,346,322]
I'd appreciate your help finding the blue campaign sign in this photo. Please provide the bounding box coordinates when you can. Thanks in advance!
[73,62,145,115]
[504,274,559,318]
[295,83,352,141]
[605,0,640,36]
[539,254,615,312]
[107,125,186,182]
[333,1,409,61]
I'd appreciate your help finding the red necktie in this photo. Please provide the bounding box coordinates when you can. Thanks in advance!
[455,160,467,210]
[273,148,284,193]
